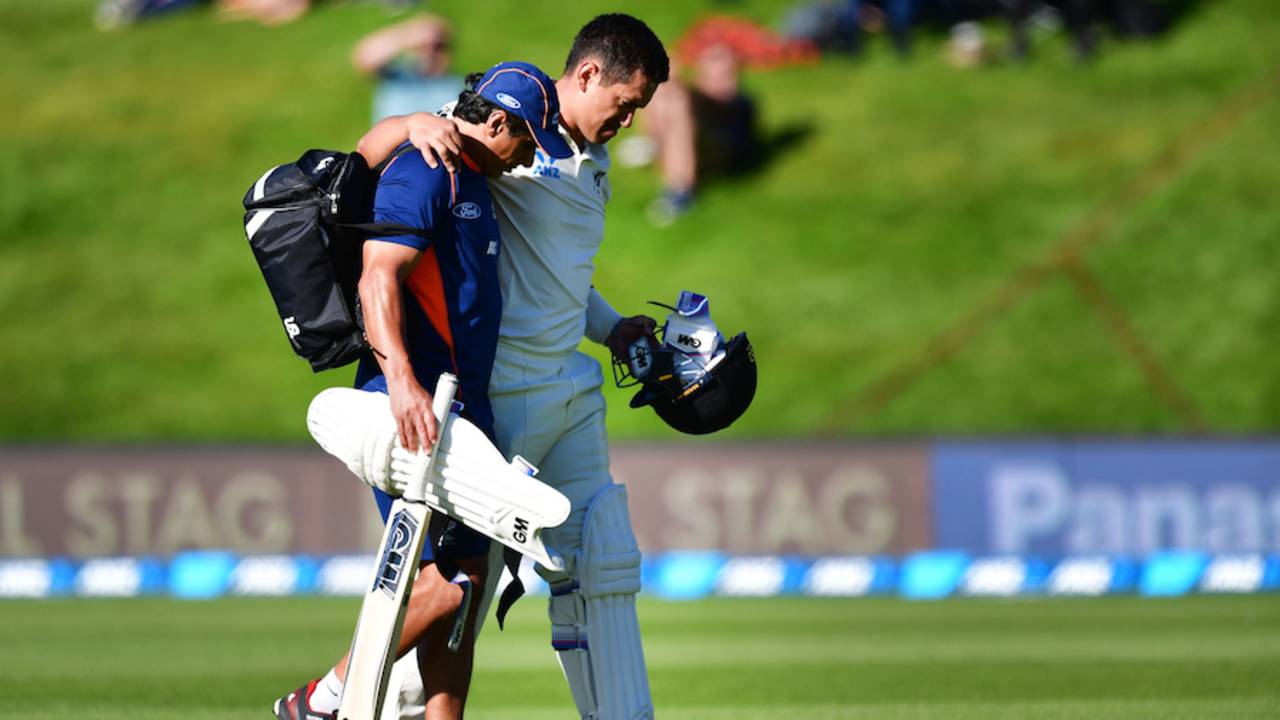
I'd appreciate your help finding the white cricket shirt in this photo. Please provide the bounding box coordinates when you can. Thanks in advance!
[489,126,620,361]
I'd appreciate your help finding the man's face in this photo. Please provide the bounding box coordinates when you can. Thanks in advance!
[487,124,538,177]
[577,68,656,145]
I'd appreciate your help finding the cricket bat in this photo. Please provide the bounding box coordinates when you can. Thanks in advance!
[337,372,457,720]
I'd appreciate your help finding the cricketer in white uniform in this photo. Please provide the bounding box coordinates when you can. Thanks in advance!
[358,14,670,720]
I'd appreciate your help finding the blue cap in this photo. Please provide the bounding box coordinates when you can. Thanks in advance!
[474,61,573,159]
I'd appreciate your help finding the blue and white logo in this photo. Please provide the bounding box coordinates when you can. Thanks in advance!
[495,92,521,110]
[374,510,419,597]
[0,560,54,598]
[453,202,482,220]
[230,556,301,596]
[531,152,561,179]
[77,558,145,597]
[716,557,786,597]
[318,555,376,596]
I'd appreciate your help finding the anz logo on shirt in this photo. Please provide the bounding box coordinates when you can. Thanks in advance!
[530,150,561,179]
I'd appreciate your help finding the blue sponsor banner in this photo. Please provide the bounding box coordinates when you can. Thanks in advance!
[802,556,897,597]
[1197,554,1267,594]
[653,551,725,600]
[230,555,318,596]
[959,556,1052,597]
[317,554,375,596]
[169,550,237,599]
[50,559,78,596]
[900,551,970,599]
[1045,556,1139,595]
[933,441,1280,556]
[1141,551,1210,596]
[0,558,77,598]
[715,556,787,597]
[1,551,1278,599]
[75,557,166,597]
[1268,555,1280,590]
[713,556,812,597]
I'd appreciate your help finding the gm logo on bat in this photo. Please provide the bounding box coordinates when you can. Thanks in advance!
[512,516,529,544]
[374,510,420,597]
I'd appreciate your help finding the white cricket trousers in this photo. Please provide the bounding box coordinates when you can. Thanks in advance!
[489,346,614,575]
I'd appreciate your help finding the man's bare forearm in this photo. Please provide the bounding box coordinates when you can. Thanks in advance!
[360,252,440,450]
[357,114,415,167]
[359,264,414,383]
[358,112,460,172]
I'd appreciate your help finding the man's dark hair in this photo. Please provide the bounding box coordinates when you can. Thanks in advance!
[454,72,528,135]
[564,14,669,86]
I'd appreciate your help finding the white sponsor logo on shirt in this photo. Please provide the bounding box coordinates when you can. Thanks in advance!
[453,202,482,220]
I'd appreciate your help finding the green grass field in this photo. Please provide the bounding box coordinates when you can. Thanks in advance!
[2,595,1277,718]
[2,0,1279,441]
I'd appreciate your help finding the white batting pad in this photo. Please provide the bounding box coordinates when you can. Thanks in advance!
[551,484,652,720]
[549,590,596,716]
[307,387,570,571]
[307,388,401,495]
[390,415,570,572]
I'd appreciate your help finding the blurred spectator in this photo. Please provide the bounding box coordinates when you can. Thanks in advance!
[1110,0,1181,38]
[679,14,820,68]
[95,0,312,30]
[1005,0,1100,62]
[218,0,311,26]
[780,0,1200,66]
[632,15,818,226]
[352,13,464,123]
[96,0,203,29]
[947,20,988,67]
[996,0,1194,64]
[783,0,918,57]
[641,43,762,226]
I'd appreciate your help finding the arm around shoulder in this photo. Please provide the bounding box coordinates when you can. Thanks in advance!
[357,112,460,172]
[357,114,414,167]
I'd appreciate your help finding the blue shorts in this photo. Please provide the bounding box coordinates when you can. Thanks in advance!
[362,375,490,564]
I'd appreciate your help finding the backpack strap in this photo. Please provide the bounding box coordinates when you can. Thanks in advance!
[372,143,421,174]
[338,221,432,239]
[343,143,436,238]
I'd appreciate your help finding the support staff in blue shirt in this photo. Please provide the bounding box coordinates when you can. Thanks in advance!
[274,61,572,720]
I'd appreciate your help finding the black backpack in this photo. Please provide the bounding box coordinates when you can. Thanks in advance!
[242,147,424,372]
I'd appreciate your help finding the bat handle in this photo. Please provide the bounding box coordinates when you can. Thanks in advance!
[405,372,457,502]
[431,372,458,429]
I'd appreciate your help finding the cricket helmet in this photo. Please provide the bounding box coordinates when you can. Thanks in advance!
[612,291,757,435]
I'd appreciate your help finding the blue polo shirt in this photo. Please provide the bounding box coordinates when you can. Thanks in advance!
[354,145,502,441]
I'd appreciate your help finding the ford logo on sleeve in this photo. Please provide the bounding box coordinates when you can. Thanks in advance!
[495,92,521,109]
[453,202,483,220]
